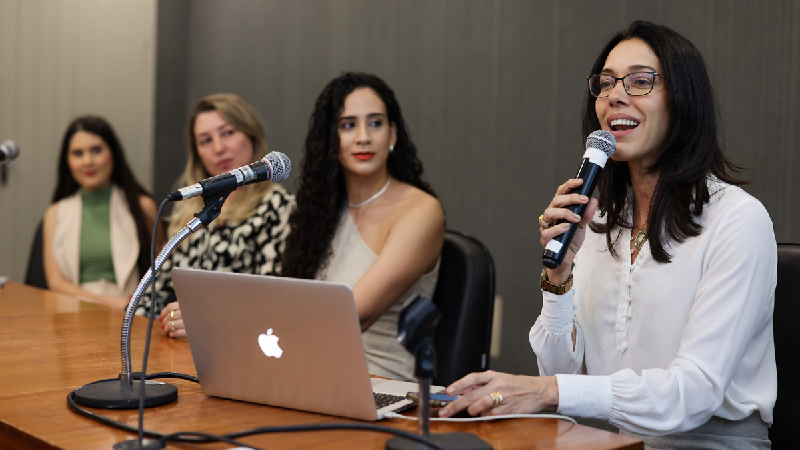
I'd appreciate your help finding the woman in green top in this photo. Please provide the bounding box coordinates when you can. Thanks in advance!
[43,115,163,310]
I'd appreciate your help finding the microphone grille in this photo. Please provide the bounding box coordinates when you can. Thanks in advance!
[1,141,20,159]
[586,130,616,157]
[263,151,291,182]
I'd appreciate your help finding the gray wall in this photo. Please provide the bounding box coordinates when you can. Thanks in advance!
[0,0,157,286]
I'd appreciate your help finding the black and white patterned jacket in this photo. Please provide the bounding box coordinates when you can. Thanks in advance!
[138,184,295,315]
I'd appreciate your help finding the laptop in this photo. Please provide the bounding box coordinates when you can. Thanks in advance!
[170,267,443,421]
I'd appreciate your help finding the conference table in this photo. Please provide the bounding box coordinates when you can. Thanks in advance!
[0,281,642,449]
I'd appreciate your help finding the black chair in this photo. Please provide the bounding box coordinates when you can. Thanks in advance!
[24,219,48,290]
[770,243,800,447]
[431,229,495,386]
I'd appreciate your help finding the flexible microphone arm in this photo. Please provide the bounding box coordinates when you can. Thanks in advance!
[119,216,203,386]
[72,195,228,411]
[120,195,227,386]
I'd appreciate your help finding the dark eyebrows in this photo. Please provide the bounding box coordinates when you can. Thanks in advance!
[338,112,387,122]
[601,64,658,75]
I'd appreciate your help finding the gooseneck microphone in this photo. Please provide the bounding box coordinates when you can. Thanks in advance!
[167,151,291,201]
[0,140,20,164]
[72,154,292,409]
[542,130,616,269]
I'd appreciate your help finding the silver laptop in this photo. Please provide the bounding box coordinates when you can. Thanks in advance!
[171,267,442,421]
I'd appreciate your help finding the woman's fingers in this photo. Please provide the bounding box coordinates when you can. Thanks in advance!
[159,303,185,338]
[168,319,186,338]
[440,374,559,418]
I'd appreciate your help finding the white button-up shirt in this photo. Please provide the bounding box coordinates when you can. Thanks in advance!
[530,180,777,435]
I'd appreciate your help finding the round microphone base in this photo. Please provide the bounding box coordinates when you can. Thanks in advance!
[113,438,165,450]
[73,379,178,409]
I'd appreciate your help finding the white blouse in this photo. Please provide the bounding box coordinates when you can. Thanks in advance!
[529,180,777,435]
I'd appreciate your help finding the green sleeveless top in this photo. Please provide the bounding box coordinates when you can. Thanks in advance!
[79,186,117,284]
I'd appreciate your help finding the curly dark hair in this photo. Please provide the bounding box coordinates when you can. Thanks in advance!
[281,72,436,279]
[583,20,746,263]
[52,115,155,278]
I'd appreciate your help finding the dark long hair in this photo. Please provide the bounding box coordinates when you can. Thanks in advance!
[281,72,435,279]
[583,20,745,263]
[52,115,154,277]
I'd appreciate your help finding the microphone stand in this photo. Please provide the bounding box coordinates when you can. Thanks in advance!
[386,296,492,450]
[71,195,228,447]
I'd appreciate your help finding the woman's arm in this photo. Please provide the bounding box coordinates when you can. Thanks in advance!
[42,204,129,310]
[352,192,445,331]
[529,179,598,374]
[559,196,777,435]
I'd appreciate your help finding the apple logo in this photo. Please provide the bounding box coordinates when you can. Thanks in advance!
[258,328,283,358]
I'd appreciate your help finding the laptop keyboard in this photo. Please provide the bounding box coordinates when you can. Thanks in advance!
[374,392,406,409]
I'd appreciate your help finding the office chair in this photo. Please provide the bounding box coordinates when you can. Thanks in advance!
[769,243,800,446]
[431,230,495,386]
[24,219,48,290]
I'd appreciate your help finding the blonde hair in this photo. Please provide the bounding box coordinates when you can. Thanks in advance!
[169,93,274,236]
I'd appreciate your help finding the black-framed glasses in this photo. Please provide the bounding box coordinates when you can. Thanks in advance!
[587,72,661,98]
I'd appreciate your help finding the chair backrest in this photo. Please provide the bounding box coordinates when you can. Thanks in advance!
[431,229,495,386]
[770,243,800,445]
[24,219,48,290]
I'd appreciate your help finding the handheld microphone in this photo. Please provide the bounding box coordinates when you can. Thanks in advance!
[0,141,20,164]
[167,151,291,201]
[542,130,616,269]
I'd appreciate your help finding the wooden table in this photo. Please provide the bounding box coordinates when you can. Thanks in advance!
[0,281,642,449]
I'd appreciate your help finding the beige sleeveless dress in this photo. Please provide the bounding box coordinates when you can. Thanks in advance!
[319,209,439,381]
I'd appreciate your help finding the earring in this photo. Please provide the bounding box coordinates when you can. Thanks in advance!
[389,145,395,153]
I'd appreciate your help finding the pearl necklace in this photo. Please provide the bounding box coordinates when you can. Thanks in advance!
[348,177,391,208]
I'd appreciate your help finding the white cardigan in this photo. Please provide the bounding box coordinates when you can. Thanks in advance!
[53,186,140,296]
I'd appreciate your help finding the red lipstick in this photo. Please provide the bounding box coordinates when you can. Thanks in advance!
[353,152,374,161]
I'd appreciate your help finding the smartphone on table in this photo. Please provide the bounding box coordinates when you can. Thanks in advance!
[406,392,459,408]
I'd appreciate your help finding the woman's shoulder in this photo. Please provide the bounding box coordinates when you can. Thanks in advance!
[257,183,296,208]
[393,182,442,217]
[47,192,81,217]
[242,183,296,226]
[136,193,158,212]
[706,179,770,223]
[44,202,60,222]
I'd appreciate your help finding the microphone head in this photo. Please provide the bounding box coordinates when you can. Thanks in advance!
[586,130,616,158]
[0,140,20,162]
[263,151,291,182]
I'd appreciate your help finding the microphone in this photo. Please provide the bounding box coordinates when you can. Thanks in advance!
[0,141,20,164]
[167,151,291,201]
[542,130,616,269]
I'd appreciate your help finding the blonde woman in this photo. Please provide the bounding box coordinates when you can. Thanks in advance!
[139,94,295,335]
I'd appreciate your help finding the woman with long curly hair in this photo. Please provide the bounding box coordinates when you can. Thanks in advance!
[44,115,163,310]
[282,72,445,381]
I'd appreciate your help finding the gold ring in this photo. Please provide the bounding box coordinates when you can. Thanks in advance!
[490,391,503,408]
[539,214,553,229]
[171,322,176,332]
[170,310,174,320]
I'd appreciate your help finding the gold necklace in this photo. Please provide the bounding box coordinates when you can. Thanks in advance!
[632,226,648,250]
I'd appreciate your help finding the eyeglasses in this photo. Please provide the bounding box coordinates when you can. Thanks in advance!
[587,72,661,98]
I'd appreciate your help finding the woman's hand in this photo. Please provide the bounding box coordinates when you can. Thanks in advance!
[539,178,598,283]
[159,302,186,338]
[437,370,559,418]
